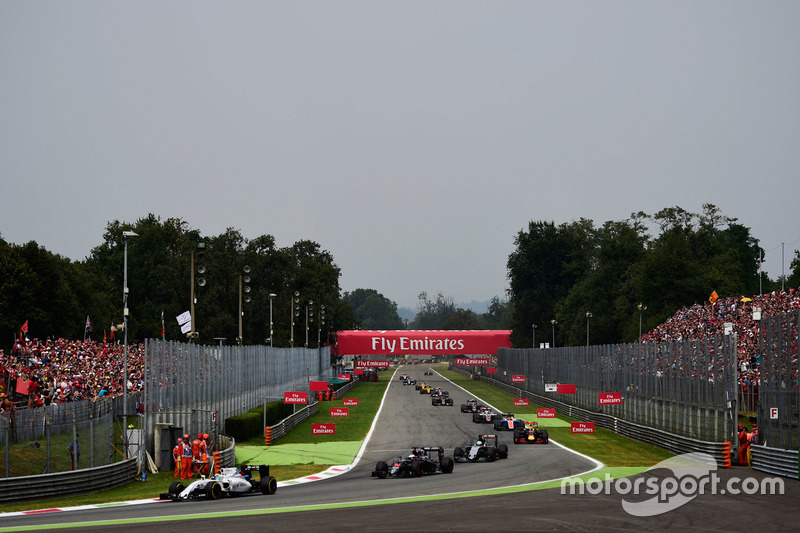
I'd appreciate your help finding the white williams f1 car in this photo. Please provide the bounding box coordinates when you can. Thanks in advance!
[161,465,277,501]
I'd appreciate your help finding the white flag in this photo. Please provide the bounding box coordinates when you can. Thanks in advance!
[180,321,192,334]
[176,311,192,326]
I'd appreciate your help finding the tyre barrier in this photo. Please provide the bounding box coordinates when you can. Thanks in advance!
[722,441,732,468]
[213,451,222,475]
[265,426,272,446]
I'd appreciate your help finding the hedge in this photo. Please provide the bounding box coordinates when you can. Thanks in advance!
[225,401,294,441]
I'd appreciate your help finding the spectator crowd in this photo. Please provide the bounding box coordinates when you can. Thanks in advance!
[0,338,145,412]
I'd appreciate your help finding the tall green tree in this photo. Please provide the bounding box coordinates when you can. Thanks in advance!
[343,288,403,330]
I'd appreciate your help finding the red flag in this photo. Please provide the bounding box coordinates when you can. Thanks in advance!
[110,327,115,340]
[103,330,107,343]
[709,291,719,304]
[21,320,28,333]
[161,310,165,340]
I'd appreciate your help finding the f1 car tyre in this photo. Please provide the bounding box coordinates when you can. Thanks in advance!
[461,404,468,412]
[261,476,278,495]
[375,461,388,479]
[513,428,522,442]
[207,481,222,500]
[487,447,496,462]
[498,443,509,459]
[168,481,184,500]
[542,429,549,443]
[442,457,454,473]
[410,460,422,477]
[454,447,464,459]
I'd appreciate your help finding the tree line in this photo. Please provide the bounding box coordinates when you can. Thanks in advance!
[2,205,797,352]
[507,204,800,348]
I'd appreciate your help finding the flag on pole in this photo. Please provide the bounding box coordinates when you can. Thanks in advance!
[709,291,719,304]
[85,315,92,333]
[103,330,107,343]
[110,325,115,340]
[161,310,165,340]
[21,320,28,333]
[19,320,29,343]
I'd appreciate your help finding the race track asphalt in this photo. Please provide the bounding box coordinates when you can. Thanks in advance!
[2,365,798,532]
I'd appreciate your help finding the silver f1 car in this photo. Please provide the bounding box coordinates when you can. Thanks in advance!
[161,464,277,501]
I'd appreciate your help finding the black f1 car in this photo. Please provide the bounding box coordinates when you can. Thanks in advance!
[372,446,454,478]
[431,390,453,406]
[513,422,550,444]
[454,434,509,462]
[460,399,480,413]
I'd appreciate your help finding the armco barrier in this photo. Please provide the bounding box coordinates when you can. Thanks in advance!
[0,459,136,504]
[264,402,319,443]
[750,445,799,479]
[451,367,729,466]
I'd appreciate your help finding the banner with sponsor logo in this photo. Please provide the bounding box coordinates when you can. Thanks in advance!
[511,375,525,383]
[283,391,308,404]
[571,422,595,433]
[454,357,490,366]
[312,423,335,435]
[336,330,512,356]
[557,384,576,394]
[355,360,390,368]
[486,367,497,374]
[337,374,352,381]
[514,398,529,406]
[599,392,622,405]
[330,407,349,417]
[343,398,358,406]
[537,408,556,418]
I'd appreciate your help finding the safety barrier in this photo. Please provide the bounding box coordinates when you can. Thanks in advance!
[261,402,319,443]
[722,442,732,468]
[264,427,272,446]
[0,459,136,504]
[750,445,799,479]
[213,451,222,474]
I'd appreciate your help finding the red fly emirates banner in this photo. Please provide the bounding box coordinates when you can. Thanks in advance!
[336,330,512,356]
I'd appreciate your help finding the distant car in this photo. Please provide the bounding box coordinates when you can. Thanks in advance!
[493,412,525,431]
[399,373,409,381]
[461,399,480,413]
[161,465,277,501]
[403,377,416,385]
[472,407,495,424]
[454,434,509,462]
[419,383,433,394]
[424,369,434,376]
[513,421,550,444]
[372,446,454,478]
[431,390,453,406]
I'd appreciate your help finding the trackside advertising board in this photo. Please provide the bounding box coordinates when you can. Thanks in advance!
[283,391,308,404]
[335,330,512,356]
[537,408,556,418]
[599,392,622,405]
[355,360,390,368]
[454,358,490,366]
[312,423,335,435]
[330,407,349,417]
[571,422,595,433]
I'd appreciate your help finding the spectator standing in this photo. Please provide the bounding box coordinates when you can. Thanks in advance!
[68,434,80,470]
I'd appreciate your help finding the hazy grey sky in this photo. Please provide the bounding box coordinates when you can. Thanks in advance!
[2,2,799,309]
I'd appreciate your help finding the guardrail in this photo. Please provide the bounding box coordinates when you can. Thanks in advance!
[450,367,730,465]
[267,402,320,443]
[750,445,799,479]
[0,459,137,504]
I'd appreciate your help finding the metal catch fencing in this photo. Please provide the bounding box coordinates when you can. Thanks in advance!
[494,332,739,445]
[141,340,334,470]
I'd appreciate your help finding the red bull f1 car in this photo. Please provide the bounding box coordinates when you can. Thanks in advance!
[513,421,550,444]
